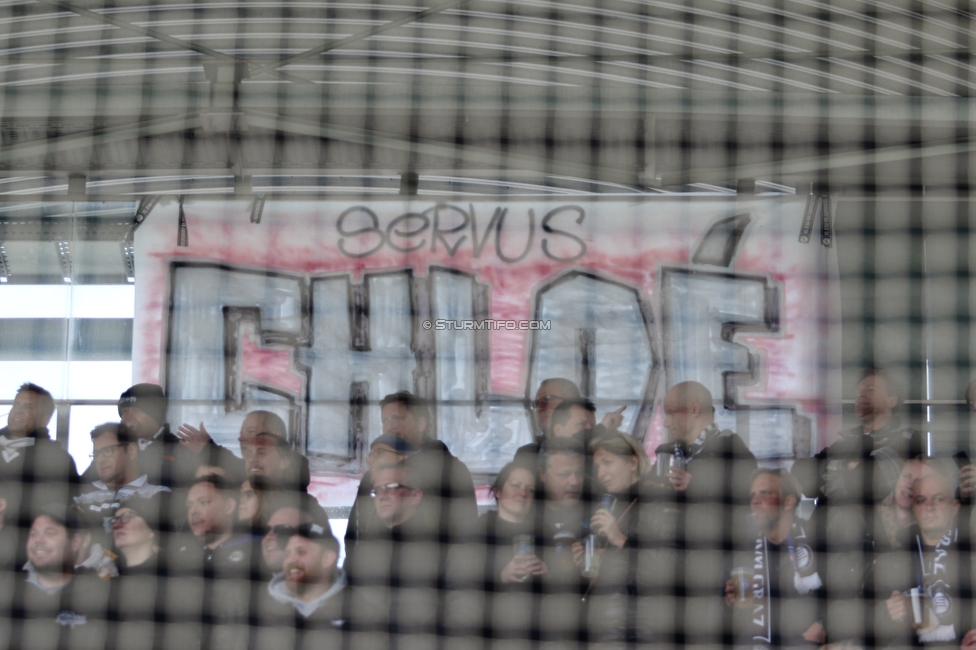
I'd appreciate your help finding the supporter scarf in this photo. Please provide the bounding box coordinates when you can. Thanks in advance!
[913,528,959,644]
[750,520,822,647]
[686,423,720,459]
[0,435,34,463]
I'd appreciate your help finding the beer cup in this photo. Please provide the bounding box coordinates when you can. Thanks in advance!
[906,587,931,630]
[730,567,754,609]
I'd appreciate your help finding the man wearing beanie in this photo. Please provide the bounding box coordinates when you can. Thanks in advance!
[114,383,200,489]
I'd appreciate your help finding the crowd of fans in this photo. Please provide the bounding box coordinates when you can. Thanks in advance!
[0,368,972,650]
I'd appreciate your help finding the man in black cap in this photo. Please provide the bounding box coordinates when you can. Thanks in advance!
[0,383,79,518]
[254,522,346,649]
[259,491,329,578]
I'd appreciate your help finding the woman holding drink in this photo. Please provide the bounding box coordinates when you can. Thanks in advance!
[585,431,680,644]
[589,432,651,548]
[445,459,547,647]
[491,461,548,582]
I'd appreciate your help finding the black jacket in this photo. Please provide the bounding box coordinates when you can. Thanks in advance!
[652,425,758,506]
[0,426,79,520]
[792,418,921,503]
[345,438,477,560]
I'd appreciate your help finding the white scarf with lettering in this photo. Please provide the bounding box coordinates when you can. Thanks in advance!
[914,528,959,643]
[749,521,822,647]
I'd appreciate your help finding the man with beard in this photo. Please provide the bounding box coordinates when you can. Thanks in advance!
[177,409,312,492]
[876,466,971,647]
[246,432,302,490]
[254,522,345,649]
[258,492,328,578]
[725,470,826,649]
[9,505,110,650]
[792,368,921,504]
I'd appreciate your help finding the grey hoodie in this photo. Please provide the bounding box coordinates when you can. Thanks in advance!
[267,568,346,619]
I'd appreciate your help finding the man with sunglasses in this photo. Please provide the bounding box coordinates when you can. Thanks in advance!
[514,378,583,466]
[347,391,477,557]
[517,378,626,461]
[530,378,582,440]
[259,492,328,578]
[346,459,441,648]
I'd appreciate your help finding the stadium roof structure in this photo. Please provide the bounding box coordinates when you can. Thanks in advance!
[0,0,969,201]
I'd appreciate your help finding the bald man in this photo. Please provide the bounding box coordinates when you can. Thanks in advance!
[178,410,311,491]
[651,381,758,648]
[530,378,582,439]
[652,381,757,504]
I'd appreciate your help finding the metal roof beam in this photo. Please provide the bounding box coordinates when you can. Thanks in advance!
[0,112,204,163]
[248,0,472,78]
[663,139,976,187]
[30,0,311,84]
[242,109,640,188]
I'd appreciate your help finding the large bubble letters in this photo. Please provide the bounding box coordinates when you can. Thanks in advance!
[659,213,810,458]
[166,263,308,451]
[527,271,660,440]
[164,210,806,471]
